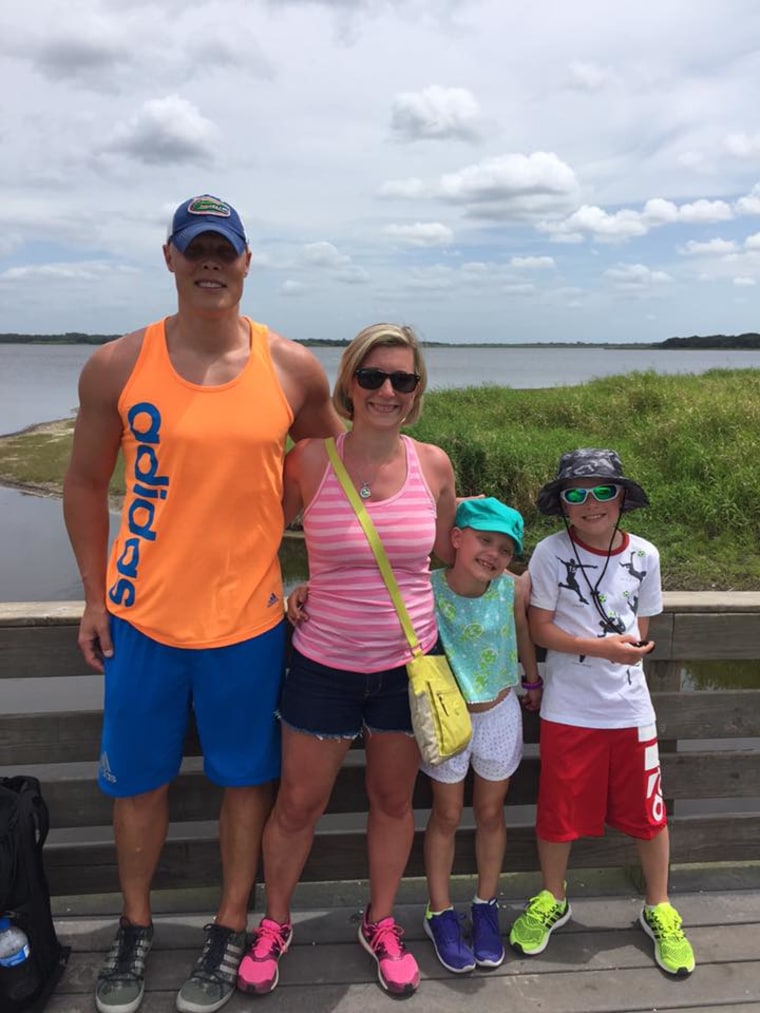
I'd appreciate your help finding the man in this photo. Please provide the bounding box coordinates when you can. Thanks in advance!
[63,194,343,1013]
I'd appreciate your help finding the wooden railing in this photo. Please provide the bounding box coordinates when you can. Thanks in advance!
[1,593,759,897]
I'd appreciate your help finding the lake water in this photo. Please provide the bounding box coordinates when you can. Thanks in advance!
[3,341,760,436]
[2,341,760,601]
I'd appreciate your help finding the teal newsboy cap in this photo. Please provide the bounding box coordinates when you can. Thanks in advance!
[454,497,524,555]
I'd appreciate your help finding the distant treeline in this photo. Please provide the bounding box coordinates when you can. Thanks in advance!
[0,332,350,346]
[2,332,760,348]
[660,333,760,349]
[0,333,121,345]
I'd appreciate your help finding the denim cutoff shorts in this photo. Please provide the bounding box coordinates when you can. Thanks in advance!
[278,647,417,738]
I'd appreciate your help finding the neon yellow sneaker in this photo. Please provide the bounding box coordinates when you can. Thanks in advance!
[639,902,695,977]
[508,889,571,955]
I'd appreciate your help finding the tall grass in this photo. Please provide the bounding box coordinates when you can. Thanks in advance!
[411,369,760,589]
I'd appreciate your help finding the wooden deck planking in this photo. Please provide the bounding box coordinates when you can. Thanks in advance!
[47,891,760,1013]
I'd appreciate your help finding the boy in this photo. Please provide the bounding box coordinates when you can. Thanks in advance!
[422,498,542,973]
[508,449,695,977]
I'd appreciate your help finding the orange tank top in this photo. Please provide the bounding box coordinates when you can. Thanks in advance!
[106,317,293,648]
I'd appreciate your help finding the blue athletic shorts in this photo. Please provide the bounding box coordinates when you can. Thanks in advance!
[98,615,287,797]
[278,647,415,738]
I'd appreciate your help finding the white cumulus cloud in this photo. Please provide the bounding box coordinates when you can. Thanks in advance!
[384,222,453,247]
[735,185,760,216]
[509,255,556,270]
[302,241,349,267]
[724,132,760,158]
[381,152,579,221]
[604,263,672,291]
[391,85,484,142]
[680,238,738,256]
[542,195,736,244]
[677,199,733,223]
[100,95,216,165]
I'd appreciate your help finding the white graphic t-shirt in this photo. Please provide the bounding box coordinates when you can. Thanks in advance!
[529,529,662,729]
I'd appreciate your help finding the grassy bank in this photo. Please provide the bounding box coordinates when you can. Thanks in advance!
[1,368,758,589]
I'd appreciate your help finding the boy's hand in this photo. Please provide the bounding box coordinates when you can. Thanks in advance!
[600,634,655,665]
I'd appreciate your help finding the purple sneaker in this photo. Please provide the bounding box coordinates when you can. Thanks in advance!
[472,899,505,968]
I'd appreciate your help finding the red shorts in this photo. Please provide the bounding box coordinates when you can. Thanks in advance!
[536,720,667,842]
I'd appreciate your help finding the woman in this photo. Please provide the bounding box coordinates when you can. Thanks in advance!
[237,323,457,998]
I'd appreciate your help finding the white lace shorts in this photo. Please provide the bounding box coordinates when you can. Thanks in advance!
[422,689,523,784]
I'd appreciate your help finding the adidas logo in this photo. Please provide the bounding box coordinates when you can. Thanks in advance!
[99,751,117,784]
[267,593,279,608]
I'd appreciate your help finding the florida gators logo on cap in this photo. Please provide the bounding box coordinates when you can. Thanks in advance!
[186,197,232,218]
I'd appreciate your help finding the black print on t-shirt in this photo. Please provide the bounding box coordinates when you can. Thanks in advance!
[620,550,647,583]
[557,556,597,604]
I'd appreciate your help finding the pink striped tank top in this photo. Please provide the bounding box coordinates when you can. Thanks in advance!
[293,432,438,672]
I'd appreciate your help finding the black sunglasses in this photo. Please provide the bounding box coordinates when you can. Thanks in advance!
[354,367,420,394]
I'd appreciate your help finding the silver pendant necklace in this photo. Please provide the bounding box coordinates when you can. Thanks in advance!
[359,481,371,500]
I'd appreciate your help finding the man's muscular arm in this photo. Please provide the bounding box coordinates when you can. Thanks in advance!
[269,333,344,441]
[63,335,139,671]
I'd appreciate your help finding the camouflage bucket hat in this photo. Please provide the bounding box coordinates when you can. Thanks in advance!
[536,448,649,516]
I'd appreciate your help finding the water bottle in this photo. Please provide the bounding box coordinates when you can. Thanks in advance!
[0,915,38,1003]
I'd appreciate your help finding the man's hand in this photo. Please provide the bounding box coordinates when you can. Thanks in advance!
[78,604,114,672]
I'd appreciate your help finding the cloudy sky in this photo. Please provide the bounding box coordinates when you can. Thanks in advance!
[3,0,760,344]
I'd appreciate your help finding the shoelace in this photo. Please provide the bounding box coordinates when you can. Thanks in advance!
[649,906,684,939]
[193,924,237,983]
[251,922,288,958]
[434,910,468,944]
[525,894,562,926]
[473,903,499,934]
[368,920,405,959]
[101,923,151,984]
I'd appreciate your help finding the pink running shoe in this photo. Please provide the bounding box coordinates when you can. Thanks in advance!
[358,910,420,996]
[236,918,292,995]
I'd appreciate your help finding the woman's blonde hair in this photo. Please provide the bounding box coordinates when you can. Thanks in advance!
[332,323,428,426]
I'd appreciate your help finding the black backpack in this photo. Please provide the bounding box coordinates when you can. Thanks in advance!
[0,777,69,1012]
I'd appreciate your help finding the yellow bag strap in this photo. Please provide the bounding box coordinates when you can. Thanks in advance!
[324,437,423,657]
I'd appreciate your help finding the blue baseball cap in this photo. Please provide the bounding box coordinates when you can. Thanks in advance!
[167,195,248,255]
[454,497,524,555]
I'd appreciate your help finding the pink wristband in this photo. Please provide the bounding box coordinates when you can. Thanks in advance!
[521,676,544,690]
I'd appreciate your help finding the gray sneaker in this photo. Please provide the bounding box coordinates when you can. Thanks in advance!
[176,922,246,1013]
[96,917,154,1013]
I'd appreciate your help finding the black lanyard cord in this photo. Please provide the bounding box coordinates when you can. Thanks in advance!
[561,515,624,634]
